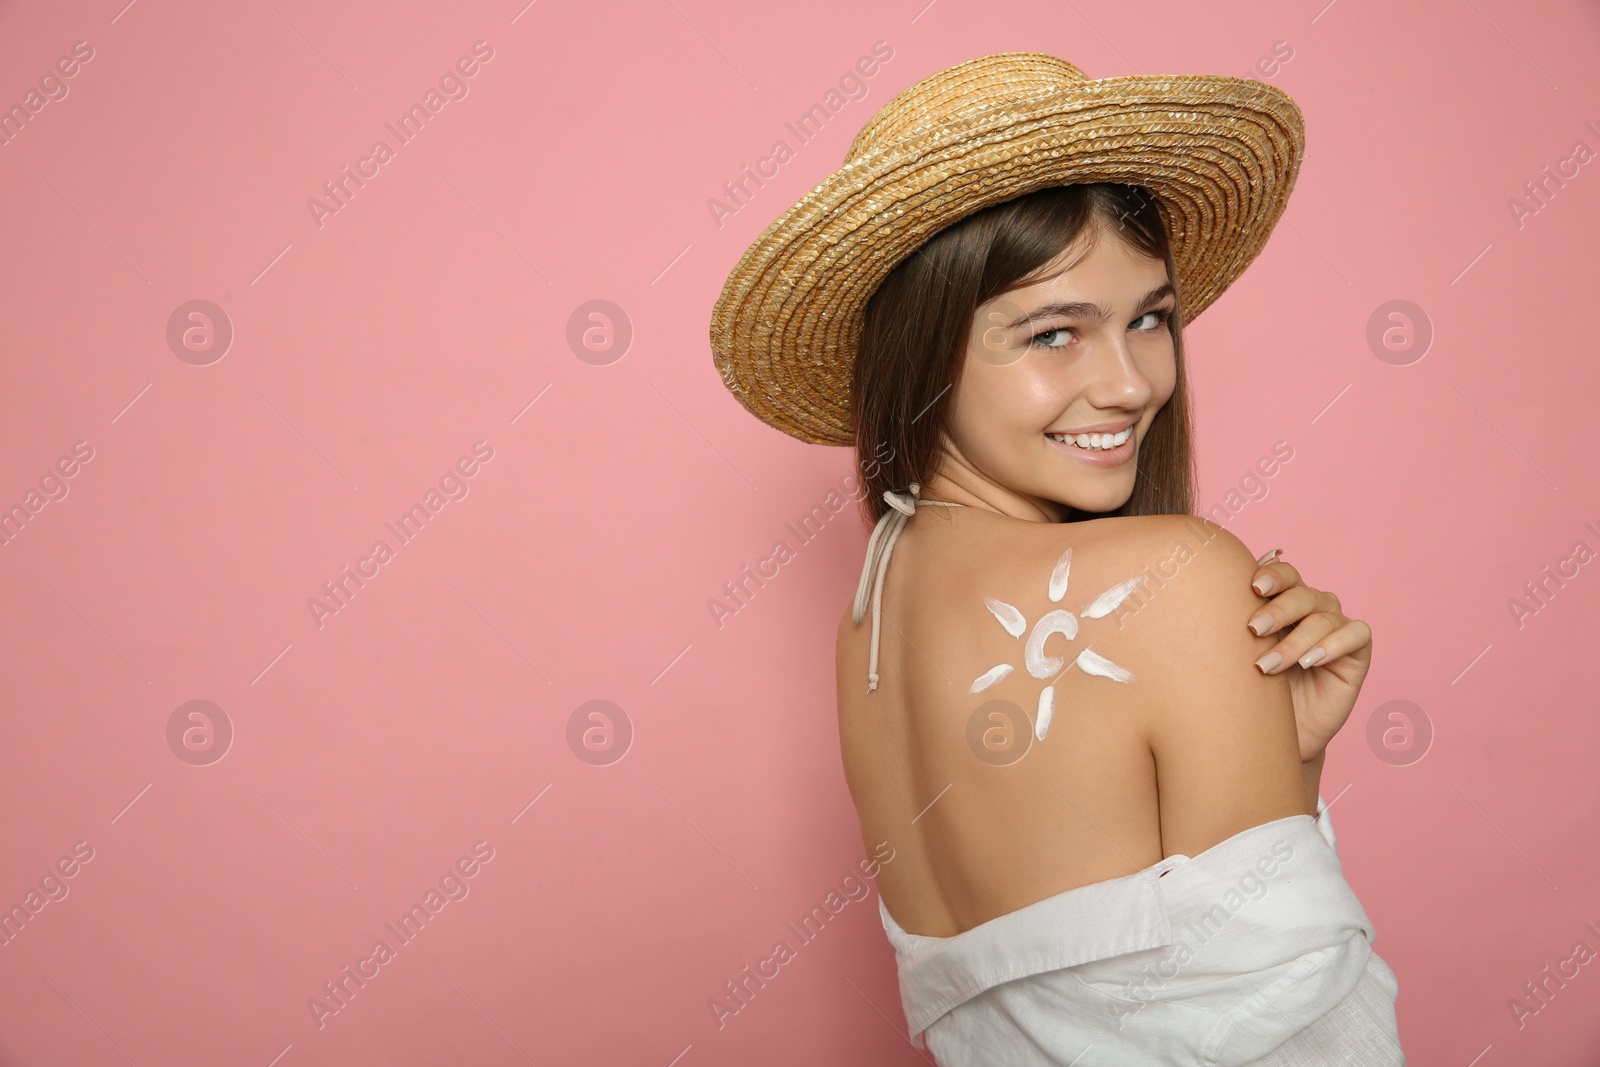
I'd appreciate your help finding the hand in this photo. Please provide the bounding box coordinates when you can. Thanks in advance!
[1246,549,1373,763]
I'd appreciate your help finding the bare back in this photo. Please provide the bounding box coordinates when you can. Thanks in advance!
[836,506,1306,938]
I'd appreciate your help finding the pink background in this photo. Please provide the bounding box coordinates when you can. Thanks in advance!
[2,0,1598,1063]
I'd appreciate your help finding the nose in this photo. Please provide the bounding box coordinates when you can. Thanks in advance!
[1077,330,1155,412]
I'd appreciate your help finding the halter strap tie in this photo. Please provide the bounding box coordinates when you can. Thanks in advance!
[851,482,964,692]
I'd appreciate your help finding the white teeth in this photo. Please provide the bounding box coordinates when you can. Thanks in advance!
[1048,426,1132,451]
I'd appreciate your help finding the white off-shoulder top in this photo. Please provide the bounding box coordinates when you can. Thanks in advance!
[878,800,1403,1065]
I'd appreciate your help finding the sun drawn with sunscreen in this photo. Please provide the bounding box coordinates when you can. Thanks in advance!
[969,546,1146,741]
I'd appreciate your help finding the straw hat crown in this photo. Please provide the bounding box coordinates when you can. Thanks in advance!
[844,54,1093,163]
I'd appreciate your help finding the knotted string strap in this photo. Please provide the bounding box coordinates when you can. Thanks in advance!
[851,482,964,692]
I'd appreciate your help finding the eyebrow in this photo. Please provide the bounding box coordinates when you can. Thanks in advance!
[1004,283,1177,330]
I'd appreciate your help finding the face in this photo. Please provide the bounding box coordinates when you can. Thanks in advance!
[937,222,1178,522]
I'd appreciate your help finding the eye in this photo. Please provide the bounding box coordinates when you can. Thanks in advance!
[1132,307,1174,331]
[1030,327,1073,349]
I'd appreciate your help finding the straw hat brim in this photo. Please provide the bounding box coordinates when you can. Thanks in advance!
[709,66,1305,447]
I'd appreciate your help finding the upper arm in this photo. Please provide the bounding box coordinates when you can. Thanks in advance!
[1119,517,1311,859]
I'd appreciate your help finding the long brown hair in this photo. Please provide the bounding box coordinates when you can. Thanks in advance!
[851,182,1196,525]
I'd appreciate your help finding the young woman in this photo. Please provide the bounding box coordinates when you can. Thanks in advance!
[712,53,1402,1065]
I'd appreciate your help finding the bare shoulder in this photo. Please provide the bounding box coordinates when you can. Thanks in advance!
[882,512,1235,703]
[906,512,1309,849]
[1071,514,1283,691]
[903,512,1252,670]
[867,510,1233,747]
[1068,514,1272,650]
[1073,515,1313,856]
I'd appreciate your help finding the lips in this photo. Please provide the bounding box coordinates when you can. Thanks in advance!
[1045,429,1136,468]
[1046,425,1133,451]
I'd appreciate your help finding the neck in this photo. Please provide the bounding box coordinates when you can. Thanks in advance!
[919,469,1066,523]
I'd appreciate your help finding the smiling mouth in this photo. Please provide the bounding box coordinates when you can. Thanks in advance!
[1045,426,1134,451]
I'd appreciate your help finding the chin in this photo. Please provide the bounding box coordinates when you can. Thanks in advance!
[1047,479,1135,517]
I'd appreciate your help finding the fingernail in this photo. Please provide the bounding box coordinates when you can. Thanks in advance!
[1255,651,1283,673]
[1254,548,1281,566]
[1298,647,1326,668]
[1252,575,1275,595]
[1248,612,1273,636]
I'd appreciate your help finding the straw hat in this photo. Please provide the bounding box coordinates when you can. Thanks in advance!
[709,51,1305,447]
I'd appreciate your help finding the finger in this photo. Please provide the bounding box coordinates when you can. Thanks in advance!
[1253,610,1339,673]
[1247,583,1325,636]
[1302,618,1372,670]
[1250,558,1303,597]
[1258,614,1370,675]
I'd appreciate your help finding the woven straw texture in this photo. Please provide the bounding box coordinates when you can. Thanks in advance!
[708,52,1306,447]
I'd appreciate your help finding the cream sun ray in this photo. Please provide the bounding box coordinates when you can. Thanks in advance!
[1075,646,1134,683]
[1047,546,1072,603]
[1081,575,1146,619]
[984,597,1026,638]
[970,663,1014,693]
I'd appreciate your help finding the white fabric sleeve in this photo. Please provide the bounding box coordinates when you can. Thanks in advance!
[1313,793,1339,856]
